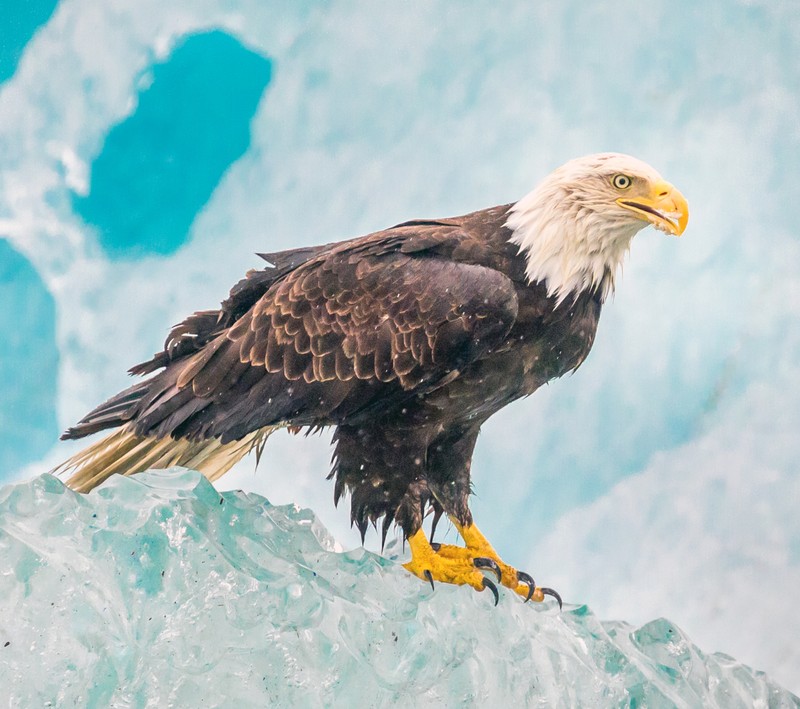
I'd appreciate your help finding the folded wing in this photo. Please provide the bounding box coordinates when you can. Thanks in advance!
[64,227,519,444]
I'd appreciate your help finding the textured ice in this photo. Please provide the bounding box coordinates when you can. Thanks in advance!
[1,0,800,695]
[1,470,796,708]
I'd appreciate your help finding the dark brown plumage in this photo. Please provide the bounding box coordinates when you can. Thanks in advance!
[62,205,599,542]
[59,153,688,603]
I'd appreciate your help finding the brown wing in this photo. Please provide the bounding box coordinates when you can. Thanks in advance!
[127,244,332,377]
[67,226,519,443]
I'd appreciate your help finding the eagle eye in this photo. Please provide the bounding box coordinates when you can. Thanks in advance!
[612,174,632,190]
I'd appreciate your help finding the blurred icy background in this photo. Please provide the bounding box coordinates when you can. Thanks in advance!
[0,0,798,694]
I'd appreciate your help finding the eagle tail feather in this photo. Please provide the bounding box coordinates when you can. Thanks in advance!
[54,426,278,493]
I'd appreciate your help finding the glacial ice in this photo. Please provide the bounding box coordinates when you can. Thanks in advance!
[0,469,796,708]
[2,0,800,695]
[0,241,59,473]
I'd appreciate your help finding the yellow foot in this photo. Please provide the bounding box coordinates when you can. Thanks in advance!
[453,520,562,606]
[429,542,543,602]
[441,519,562,607]
[403,529,501,604]
[402,525,562,608]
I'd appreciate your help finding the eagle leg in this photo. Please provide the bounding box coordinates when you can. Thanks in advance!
[434,518,561,608]
[403,528,499,604]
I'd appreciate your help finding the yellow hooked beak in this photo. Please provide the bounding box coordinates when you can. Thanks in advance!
[616,180,689,236]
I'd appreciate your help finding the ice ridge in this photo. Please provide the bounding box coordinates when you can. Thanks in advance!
[0,469,796,708]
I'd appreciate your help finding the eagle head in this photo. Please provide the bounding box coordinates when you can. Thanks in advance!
[506,153,689,304]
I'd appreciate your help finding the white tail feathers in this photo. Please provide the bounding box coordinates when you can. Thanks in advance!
[55,426,278,493]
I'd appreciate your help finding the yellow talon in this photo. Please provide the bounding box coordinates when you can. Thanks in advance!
[402,529,487,592]
[402,521,559,607]
[451,519,544,601]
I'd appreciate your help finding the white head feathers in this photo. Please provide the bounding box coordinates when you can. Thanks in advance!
[507,153,674,305]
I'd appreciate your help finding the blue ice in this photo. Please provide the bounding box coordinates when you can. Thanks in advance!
[0,0,59,85]
[0,0,798,697]
[0,240,58,475]
[72,31,272,258]
[0,470,795,707]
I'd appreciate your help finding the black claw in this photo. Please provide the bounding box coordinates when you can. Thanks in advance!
[424,570,435,591]
[482,577,499,606]
[473,557,502,583]
[430,542,441,552]
[541,587,563,610]
[516,571,536,602]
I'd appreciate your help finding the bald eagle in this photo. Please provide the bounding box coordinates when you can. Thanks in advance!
[59,153,688,606]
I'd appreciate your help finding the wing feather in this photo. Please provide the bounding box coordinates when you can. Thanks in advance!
[72,224,519,442]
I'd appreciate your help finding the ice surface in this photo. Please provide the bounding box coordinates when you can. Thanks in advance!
[1,470,796,708]
[1,0,800,695]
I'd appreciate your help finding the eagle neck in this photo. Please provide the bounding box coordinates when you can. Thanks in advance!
[505,184,643,306]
